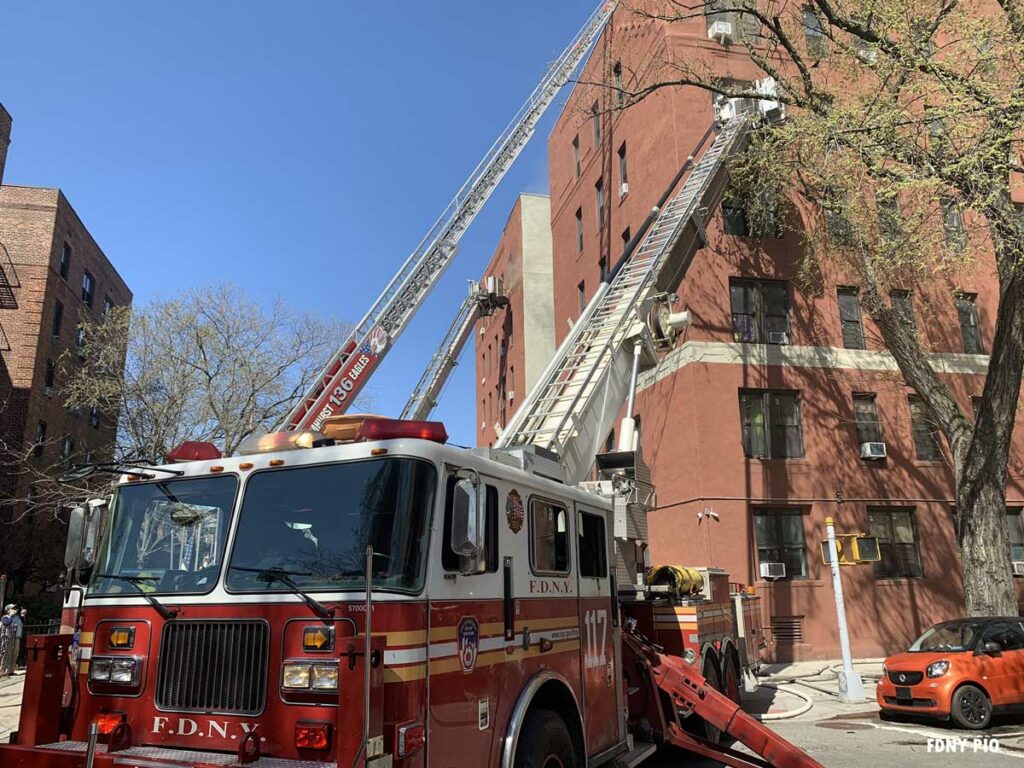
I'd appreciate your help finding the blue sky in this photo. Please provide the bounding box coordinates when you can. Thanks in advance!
[0,1,598,445]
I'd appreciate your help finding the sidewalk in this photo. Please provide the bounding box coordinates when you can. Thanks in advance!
[0,672,25,743]
[747,658,884,722]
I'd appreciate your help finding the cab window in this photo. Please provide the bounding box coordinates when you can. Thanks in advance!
[980,621,1024,651]
[442,476,498,572]
[530,498,570,574]
[578,511,608,578]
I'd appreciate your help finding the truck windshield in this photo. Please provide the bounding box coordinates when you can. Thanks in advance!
[226,458,436,594]
[90,475,239,596]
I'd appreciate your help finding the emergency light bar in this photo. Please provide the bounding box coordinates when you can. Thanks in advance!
[238,417,448,456]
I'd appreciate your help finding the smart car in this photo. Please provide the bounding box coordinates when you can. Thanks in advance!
[877,617,1024,729]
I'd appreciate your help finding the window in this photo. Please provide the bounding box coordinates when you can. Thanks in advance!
[599,255,608,283]
[90,406,101,429]
[621,227,631,252]
[82,270,95,306]
[722,200,749,236]
[877,194,902,240]
[75,327,86,357]
[572,135,580,179]
[942,198,966,249]
[617,143,628,192]
[613,62,624,107]
[868,508,923,578]
[103,296,114,318]
[578,280,586,314]
[955,293,983,354]
[853,393,883,445]
[596,177,605,228]
[837,287,865,349]
[1007,509,1024,562]
[34,421,46,456]
[579,511,608,578]
[890,290,915,329]
[754,509,808,577]
[575,208,584,253]
[591,101,601,144]
[530,498,570,573]
[61,436,74,462]
[442,477,499,572]
[52,301,64,338]
[803,7,827,56]
[926,112,947,144]
[59,242,71,280]
[739,390,805,459]
[908,396,942,461]
[44,359,55,390]
[824,192,852,244]
[729,278,789,344]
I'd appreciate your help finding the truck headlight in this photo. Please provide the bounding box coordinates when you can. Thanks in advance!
[90,656,139,685]
[282,661,339,690]
[926,660,950,678]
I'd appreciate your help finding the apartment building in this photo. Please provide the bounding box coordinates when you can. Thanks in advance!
[0,104,132,593]
[475,8,1024,660]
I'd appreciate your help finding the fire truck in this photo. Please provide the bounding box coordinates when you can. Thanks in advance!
[2,3,823,767]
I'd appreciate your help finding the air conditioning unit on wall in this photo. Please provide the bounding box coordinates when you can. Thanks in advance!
[860,442,887,460]
[707,20,734,44]
[768,331,789,345]
[1012,561,1024,577]
[760,561,786,580]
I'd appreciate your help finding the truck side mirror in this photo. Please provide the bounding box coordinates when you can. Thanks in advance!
[450,477,487,576]
[65,499,107,573]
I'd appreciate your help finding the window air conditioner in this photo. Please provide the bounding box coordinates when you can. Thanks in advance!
[707,20,734,44]
[507,390,515,402]
[768,331,789,345]
[860,442,888,460]
[760,561,786,579]
[856,48,878,63]
[619,182,629,198]
[1012,561,1024,577]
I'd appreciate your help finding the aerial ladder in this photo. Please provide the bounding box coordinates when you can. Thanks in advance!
[279,1,619,432]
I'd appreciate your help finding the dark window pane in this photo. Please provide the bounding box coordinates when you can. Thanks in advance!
[52,301,64,338]
[943,199,966,249]
[909,396,942,460]
[730,279,789,344]
[877,195,901,239]
[531,498,570,573]
[579,511,608,578]
[853,394,882,444]
[955,294,983,354]
[869,508,923,578]
[1007,511,1024,562]
[753,509,807,577]
[838,288,865,349]
[740,393,767,457]
[723,202,748,236]
[890,290,915,329]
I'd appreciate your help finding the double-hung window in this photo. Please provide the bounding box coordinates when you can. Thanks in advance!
[739,390,804,459]
[868,508,923,578]
[729,279,790,344]
[753,509,808,577]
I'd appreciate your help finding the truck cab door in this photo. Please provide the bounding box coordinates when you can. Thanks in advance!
[576,507,623,757]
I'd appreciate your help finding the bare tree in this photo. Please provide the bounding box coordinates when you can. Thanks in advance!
[62,283,353,460]
[579,0,1024,614]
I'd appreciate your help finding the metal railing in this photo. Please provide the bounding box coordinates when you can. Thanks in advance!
[0,619,59,677]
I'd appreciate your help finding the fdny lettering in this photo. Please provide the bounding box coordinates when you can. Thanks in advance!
[528,579,573,594]
[151,716,264,741]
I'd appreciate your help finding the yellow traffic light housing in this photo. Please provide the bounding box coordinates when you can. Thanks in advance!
[821,534,881,565]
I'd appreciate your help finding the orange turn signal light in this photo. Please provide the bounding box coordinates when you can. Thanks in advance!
[108,626,135,649]
[294,722,330,750]
[302,625,334,652]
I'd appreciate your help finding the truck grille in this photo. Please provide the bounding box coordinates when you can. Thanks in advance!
[155,620,269,715]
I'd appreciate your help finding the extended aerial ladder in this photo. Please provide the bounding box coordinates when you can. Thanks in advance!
[279,0,619,432]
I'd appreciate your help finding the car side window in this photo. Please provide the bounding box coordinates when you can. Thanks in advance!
[982,622,1024,651]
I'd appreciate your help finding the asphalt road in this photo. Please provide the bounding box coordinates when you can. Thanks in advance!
[647,710,1024,767]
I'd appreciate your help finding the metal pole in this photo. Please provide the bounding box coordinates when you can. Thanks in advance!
[84,722,99,768]
[825,516,865,702]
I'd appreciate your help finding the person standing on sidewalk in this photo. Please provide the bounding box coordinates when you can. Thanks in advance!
[15,608,27,668]
[0,604,16,676]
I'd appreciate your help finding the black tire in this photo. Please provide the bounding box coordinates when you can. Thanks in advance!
[515,708,577,768]
[950,684,992,730]
[719,650,742,746]
[701,654,723,743]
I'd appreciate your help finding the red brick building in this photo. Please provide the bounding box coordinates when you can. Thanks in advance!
[0,104,132,593]
[476,9,1024,660]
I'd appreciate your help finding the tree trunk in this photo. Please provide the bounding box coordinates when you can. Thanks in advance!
[957,477,1018,615]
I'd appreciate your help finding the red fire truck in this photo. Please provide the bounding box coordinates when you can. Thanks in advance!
[4,417,819,768]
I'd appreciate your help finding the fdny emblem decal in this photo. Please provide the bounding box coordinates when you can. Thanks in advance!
[458,617,480,673]
[506,489,524,534]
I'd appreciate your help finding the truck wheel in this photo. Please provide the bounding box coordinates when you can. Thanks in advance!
[701,655,723,744]
[723,650,742,705]
[515,708,577,768]
[950,684,992,730]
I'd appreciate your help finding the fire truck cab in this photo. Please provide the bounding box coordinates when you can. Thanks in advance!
[3,420,774,768]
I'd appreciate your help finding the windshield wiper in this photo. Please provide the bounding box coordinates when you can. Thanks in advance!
[230,566,335,620]
[60,461,184,482]
[95,573,179,620]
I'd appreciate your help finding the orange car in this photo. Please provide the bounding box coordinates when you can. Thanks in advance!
[878,617,1024,729]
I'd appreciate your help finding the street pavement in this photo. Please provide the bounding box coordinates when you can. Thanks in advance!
[3,661,1024,766]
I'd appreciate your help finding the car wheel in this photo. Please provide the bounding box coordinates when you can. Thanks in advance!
[514,708,576,768]
[950,684,992,730]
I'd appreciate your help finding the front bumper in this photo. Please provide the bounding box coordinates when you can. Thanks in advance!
[0,741,348,768]
[876,677,952,718]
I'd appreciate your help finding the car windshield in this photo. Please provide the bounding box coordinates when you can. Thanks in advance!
[226,457,436,593]
[90,475,239,595]
[908,621,986,652]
